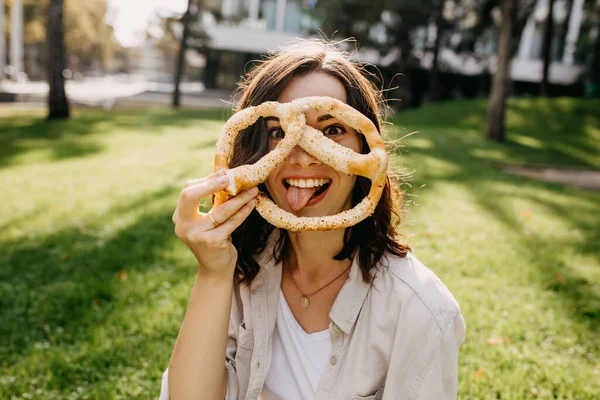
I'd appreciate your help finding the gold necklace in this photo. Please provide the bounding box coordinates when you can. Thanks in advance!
[287,262,352,309]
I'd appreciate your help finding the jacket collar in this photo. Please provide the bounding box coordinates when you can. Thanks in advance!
[253,231,282,334]
[329,256,371,334]
[255,230,371,336]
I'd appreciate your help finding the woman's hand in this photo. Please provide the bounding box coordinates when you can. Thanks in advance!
[172,170,258,280]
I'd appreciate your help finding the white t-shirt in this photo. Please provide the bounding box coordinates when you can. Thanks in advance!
[262,291,332,400]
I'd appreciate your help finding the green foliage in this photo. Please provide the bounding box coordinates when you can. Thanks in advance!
[321,0,435,65]
[433,0,538,57]
[12,0,121,71]
[394,97,600,398]
[0,98,599,398]
[318,0,536,71]
[148,0,210,76]
[63,0,120,69]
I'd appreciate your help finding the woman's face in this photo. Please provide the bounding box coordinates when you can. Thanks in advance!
[264,72,362,219]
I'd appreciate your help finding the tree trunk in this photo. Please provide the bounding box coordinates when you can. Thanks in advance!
[173,0,192,108]
[430,0,445,103]
[590,25,600,94]
[557,0,573,62]
[487,0,518,142]
[203,49,219,90]
[47,0,69,119]
[540,0,556,96]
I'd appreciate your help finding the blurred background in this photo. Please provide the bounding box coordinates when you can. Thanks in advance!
[0,0,599,399]
[0,0,598,109]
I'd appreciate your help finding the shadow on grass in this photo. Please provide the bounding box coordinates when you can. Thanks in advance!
[504,98,600,168]
[407,170,600,333]
[420,164,600,331]
[0,108,229,168]
[0,186,180,364]
[396,98,600,169]
[469,179,600,331]
[395,99,600,331]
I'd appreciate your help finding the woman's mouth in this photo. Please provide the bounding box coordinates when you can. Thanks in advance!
[283,178,332,212]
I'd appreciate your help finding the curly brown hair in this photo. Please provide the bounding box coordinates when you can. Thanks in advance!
[228,39,409,285]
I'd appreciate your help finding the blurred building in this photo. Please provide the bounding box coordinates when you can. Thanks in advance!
[402,0,589,104]
[197,0,316,89]
[194,0,589,94]
[0,0,25,82]
[134,43,173,82]
[512,0,585,87]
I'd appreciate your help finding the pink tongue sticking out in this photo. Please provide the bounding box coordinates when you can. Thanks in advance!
[286,186,319,212]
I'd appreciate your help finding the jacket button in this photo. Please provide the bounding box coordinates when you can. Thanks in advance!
[330,355,337,366]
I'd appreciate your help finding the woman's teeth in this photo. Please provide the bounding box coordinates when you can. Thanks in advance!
[285,178,330,188]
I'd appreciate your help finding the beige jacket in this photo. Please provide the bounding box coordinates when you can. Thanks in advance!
[160,239,465,400]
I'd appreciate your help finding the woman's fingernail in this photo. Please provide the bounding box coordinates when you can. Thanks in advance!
[218,175,229,184]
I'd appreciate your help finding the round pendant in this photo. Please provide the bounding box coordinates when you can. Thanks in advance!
[300,295,310,309]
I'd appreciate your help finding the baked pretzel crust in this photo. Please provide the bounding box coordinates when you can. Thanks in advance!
[213,96,387,231]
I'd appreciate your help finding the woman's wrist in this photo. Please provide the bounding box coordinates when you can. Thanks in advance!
[196,263,235,286]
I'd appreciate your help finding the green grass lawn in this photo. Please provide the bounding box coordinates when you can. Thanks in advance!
[1,98,599,399]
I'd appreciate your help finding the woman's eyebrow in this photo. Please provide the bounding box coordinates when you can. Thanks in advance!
[265,115,334,122]
[317,114,335,122]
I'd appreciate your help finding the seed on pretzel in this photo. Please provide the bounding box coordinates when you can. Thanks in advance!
[213,96,387,231]
[291,97,387,181]
[213,102,305,206]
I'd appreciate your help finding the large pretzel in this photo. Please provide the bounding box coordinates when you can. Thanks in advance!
[213,96,387,231]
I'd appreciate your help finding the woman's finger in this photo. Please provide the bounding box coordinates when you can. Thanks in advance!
[208,187,258,225]
[211,199,256,237]
[174,171,228,223]
[183,169,226,189]
[179,175,230,217]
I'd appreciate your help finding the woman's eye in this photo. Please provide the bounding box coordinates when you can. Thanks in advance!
[323,125,346,137]
[269,127,285,140]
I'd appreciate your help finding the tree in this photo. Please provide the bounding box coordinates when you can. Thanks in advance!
[430,0,447,102]
[487,0,518,142]
[322,0,436,107]
[540,0,556,96]
[591,31,600,94]
[556,0,573,62]
[588,0,600,95]
[63,0,120,72]
[47,0,69,119]
[323,0,436,66]
[322,0,532,106]
[452,0,537,60]
[169,0,209,108]
[173,0,193,108]
[6,0,120,78]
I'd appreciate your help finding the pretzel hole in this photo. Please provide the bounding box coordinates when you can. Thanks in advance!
[264,117,289,152]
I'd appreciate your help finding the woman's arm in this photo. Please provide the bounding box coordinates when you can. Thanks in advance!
[382,310,466,400]
[168,273,234,400]
[166,171,258,400]
[414,312,466,399]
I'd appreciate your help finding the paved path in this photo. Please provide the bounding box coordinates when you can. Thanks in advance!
[503,165,600,191]
[0,78,232,109]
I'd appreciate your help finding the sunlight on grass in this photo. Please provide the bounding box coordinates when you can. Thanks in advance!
[512,135,546,149]
[1,99,599,398]
[395,98,600,398]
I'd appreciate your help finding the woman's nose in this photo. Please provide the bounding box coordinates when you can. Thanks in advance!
[289,145,321,168]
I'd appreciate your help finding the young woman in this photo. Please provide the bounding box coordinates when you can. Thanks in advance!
[161,40,465,400]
